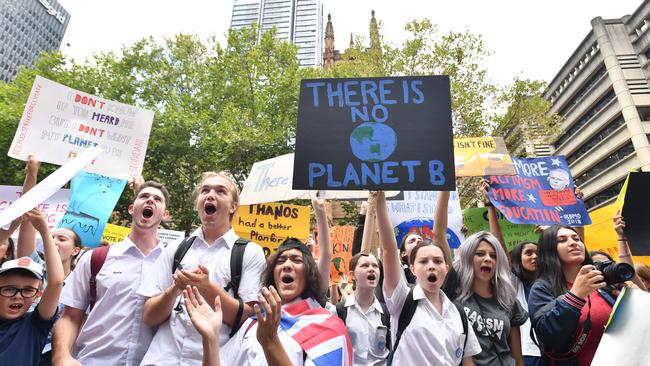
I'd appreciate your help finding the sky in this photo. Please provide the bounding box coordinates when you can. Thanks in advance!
[57,0,644,87]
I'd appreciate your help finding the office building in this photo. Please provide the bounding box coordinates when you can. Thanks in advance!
[545,0,650,209]
[0,0,70,82]
[230,0,323,68]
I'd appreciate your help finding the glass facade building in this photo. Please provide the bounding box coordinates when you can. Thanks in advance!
[230,0,323,68]
[0,0,70,82]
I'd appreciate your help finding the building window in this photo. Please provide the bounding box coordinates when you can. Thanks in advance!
[575,142,635,186]
[558,65,607,117]
[554,89,616,148]
[567,114,626,164]
[585,179,625,208]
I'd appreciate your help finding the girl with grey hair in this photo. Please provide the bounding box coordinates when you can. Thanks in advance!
[447,231,528,366]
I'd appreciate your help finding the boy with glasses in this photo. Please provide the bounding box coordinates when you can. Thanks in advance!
[0,208,64,365]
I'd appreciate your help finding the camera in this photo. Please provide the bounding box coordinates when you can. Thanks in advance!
[594,260,635,285]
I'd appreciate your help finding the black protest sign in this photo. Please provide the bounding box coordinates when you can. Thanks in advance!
[292,76,456,191]
[621,172,650,256]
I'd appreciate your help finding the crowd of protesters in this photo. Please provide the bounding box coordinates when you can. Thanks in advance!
[1,156,649,366]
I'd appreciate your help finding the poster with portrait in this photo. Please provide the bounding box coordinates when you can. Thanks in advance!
[293,76,456,191]
[487,156,591,226]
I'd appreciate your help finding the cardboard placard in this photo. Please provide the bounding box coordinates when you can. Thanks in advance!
[0,186,69,237]
[488,156,591,226]
[232,202,310,257]
[462,207,538,251]
[9,76,154,180]
[387,191,465,249]
[293,76,455,191]
[454,137,516,176]
[621,172,650,256]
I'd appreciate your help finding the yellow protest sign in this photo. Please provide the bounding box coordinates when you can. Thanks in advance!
[584,173,650,265]
[101,223,131,244]
[454,137,516,176]
[233,202,310,257]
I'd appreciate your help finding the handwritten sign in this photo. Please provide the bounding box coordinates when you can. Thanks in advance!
[313,226,355,284]
[0,147,102,228]
[293,76,455,191]
[454,137,516,176]
[386,191,465,249]
[58,172,126,247]
[232,202,310,257]
[462,207,538,251]
[0,186,69,237]
[240,153,398,205]
[9,76,154,180]
[487,156,591,226]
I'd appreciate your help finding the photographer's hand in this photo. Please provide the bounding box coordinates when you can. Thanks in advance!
[571,265,606,299]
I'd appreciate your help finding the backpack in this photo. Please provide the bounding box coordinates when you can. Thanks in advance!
[335,300,392,351]
[89,236,249,337]
[387,288,469,366]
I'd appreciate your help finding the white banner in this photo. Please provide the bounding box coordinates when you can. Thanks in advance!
[0,147,101,228]
[0,186,69,237]
[240,153,397,205]
[9,76,154,180]
[386,191,465,249]
[592,288,650,365]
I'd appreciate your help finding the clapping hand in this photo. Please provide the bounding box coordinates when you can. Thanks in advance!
[184,285,222,341]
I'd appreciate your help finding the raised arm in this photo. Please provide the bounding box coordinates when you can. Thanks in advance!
[52,306,85,366]
[313,197,331,293]
[184,286,222,366]
[433,191,453,265]
[351,201,367,256]
[255,287,292,366]
[376,191,401,298]
[25,208,64,320]
[481,180,508,264]
[613,212,647,291]
[16,155,40,258]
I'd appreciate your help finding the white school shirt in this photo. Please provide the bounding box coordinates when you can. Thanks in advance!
[138,228,266,366]
[384,276,482,366]
[330,295,389,366]
[59,237,163,366]
[513,276,541,357]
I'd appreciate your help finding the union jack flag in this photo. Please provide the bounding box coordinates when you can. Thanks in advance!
[280,298,353,366]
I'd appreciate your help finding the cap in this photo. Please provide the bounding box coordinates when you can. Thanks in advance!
[0,257,44,280]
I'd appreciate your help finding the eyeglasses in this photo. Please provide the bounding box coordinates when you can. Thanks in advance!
[0,286,39,298]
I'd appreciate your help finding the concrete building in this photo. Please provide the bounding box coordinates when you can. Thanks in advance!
[545,0,650,209]
[0,0,70,82]
[230,0,323,68]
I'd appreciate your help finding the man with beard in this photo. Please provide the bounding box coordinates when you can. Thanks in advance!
[334,252,390,366]
[52,181,171,366]
[138,172,266,366]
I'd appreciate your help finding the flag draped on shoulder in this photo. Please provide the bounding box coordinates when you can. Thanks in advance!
[280,298,353,366]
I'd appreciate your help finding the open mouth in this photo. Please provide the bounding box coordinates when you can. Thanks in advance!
[281,275,294,284]
[427,274,437,283]
[480,266,491,274]
[205,203,217,215]
[367,274,376,281]
[9,304,23,310]
[143,207,153,218]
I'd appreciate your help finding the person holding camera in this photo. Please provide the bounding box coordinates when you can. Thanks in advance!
[528,225,619,366]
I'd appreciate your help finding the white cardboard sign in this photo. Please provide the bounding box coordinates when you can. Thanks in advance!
[9,76,154,180]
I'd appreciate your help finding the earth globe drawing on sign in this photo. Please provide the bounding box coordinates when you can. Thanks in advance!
[349,122,397,162]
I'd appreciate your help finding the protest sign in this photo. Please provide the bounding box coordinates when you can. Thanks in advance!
[621,172,650,256]
[487,156,591,226]
[58,172,127,247]
[158,229,185,246]
[0,186,69,236]
[293,76,456,191]
[8,76,154,180]
[240,153,398,205]
[313,226,355,284]
[454,137,516,177]
[462,207,538,252]
[101,223,131,244]
[233,202,310,257]
[387,191,465,249]
[592,288,650,365]
[0,147,102,228]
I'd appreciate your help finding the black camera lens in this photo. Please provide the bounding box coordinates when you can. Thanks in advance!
[595,260,635,285]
